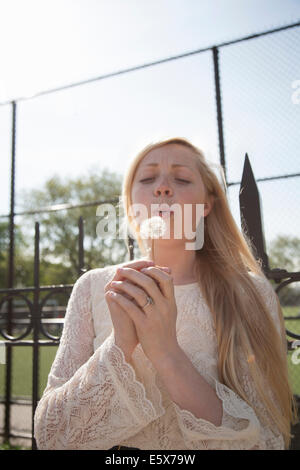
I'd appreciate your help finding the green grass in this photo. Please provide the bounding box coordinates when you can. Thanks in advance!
[0,442,30,450]
[0,306,300,399]
[0,344,58,398]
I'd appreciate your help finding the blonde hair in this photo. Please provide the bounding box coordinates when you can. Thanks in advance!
[121,136,298,449]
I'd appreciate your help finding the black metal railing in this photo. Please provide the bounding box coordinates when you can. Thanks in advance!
[240,153,300,449]
[0,215,135,449]
[0,216,83,449]
[239,153,300,351]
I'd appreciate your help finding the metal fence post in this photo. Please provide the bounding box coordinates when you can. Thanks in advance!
[239,153,270,274]
[31,222,40,450]
[4,101,17,444]
[78,216,86,276]
[212,47,227,188]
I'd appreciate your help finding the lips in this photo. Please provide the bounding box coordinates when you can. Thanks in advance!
[153,203,175,215]
[157,210,174,218]
[159,212,173,219]
[152,209,174,217]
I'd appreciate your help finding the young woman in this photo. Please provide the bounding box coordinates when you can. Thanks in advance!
[34,137,298,450]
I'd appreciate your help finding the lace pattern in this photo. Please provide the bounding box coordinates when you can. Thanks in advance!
[34,270,164,450]
[173,375,261,450]
[34,266,286,450]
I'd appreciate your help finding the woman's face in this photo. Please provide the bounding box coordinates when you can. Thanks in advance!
[130,143,213,242]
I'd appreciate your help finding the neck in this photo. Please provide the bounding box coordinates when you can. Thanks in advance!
[148,239,197,285]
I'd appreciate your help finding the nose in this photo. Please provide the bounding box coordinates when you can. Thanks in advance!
[154,177,173,197]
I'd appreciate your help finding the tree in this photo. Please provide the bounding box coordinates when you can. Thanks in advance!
[18,164,132,285]
[0,220,32,288]
[268,235,300,273]
[268,235,300,306]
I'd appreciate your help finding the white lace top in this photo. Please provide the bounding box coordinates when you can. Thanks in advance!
[34,263,286,450]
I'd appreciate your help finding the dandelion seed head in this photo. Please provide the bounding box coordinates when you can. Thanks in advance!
[140,216,167,239]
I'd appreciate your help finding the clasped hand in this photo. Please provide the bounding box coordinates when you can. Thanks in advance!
[106,263,179,365]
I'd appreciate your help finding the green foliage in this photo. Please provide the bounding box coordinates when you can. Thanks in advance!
[0,220,31,287]
[0,165,132,287]
[268,235,300,306]
[269,235,300,272]
[0,441,30,450]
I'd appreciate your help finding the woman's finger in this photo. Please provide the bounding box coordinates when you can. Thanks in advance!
[140,266,174,299]
[110,280,149,309]
[115,267,163,303]
[114,259,155,282]
[104,259,154,293]
[109,282,143,307]
[107,290,145,327]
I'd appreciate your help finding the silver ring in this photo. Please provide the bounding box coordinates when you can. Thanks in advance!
[141,295,154,309]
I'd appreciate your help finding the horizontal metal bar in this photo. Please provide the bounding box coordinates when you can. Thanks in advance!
[0,284,73,294]
[0,340,59,346]
[228,172,300,187]
[0,430,32,440]
[0,398,32,405]
[0,306,66,313]
[0,318,64,325]
[0,22,299,107]
[0,197,119,219]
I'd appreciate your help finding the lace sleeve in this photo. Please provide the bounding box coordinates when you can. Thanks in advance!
[173,373,284,450]
[34,269,165,450]
[172,360,262,450]
[172,275,286,450]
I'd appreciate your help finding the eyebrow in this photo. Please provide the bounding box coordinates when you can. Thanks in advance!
[142,163,192,169]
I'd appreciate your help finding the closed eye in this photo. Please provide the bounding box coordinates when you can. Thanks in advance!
[139,178,154,183]
[176,179,191,184]
[140,177,190,184]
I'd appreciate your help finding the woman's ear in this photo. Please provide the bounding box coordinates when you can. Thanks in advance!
[204,195,214,217]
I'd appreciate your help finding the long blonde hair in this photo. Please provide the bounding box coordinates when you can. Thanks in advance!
[121,136,298,449]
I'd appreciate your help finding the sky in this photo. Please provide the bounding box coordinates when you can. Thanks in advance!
[0,0,299,251]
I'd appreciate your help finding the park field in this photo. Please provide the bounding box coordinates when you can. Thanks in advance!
[0,306,300,399]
